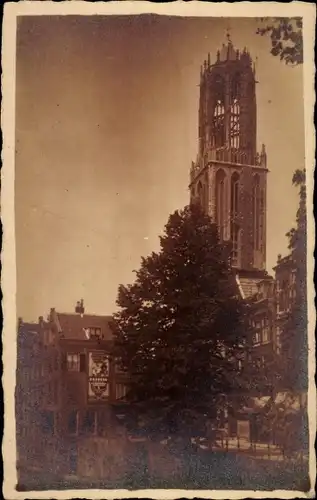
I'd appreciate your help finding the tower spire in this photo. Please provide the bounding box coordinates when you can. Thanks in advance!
[226,23,232,46]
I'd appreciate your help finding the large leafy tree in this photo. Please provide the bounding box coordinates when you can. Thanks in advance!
[282,169,307,391]
[111,204,253,441]
[256,17,303,65]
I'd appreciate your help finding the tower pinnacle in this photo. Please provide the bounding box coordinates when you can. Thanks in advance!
[226,28,232,45]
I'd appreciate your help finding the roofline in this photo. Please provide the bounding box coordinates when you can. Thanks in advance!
[56,312,113,320]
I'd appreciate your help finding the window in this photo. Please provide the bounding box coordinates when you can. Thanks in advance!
[68,410,78,435]
[230,101,240,149]
[203,173,209,213]
[213,101,225,148]
[197,181,203,209]
[262,322,270,343]
[212,75,225,148]
[116,384,127,400]
[253,175,261,250]
[231,223,240,267]
[79,353,86,372]
[229,74,240,149]
[253,330,261,344]
[67,353,80,371]
[279,281,288,312]
[230,173,240,264]
[230,172,240,217]
[215,169,226,239]
[276,326,281,350]
[81,410,96,435]
[88,327,102,339]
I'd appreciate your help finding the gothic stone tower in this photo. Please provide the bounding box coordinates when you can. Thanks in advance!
[190,39,269,296]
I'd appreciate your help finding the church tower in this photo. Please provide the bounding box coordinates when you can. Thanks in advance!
[190,37,268,291]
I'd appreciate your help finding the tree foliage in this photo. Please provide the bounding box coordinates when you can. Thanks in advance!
[282,169,307,391]
[256,17,303,65]
[111,204,253,440]
[262,393,308,455]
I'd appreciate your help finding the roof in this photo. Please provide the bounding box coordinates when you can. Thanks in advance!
[273,253,295,271]
[237,276,263,299]
[235,269,274,300]
[55,312,114,341]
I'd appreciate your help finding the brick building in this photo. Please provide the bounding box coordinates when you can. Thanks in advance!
[274,254,297,356]
[16,300,130,482]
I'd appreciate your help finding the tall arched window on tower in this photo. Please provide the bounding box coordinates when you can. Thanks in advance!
[197,181,203,208]
[230,172,240,217]
[215,169,226,239]
[231,222,240,267]
[253,174,261,250]
[230,73,240,149]
[203,172,209,213]
[212,75,225,148]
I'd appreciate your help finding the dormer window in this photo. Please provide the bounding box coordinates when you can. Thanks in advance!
[84,327,102,340]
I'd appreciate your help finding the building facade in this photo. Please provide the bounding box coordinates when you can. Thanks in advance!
[16,301,129,482]
[274,253,297,356]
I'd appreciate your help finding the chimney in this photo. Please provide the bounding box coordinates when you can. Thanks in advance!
[75,299,85,315]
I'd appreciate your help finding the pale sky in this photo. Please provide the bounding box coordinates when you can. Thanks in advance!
[16,15,305,321]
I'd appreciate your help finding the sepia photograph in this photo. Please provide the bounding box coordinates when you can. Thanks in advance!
[1,2,316,498]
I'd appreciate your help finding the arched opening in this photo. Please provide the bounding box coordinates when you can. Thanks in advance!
[230,172,240,217]
[203,172,209,213]
[212,75,225,148]
[197,181,203,207]
[230,73,240,149]
[215,169,226,239]
[253,174,261,251]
